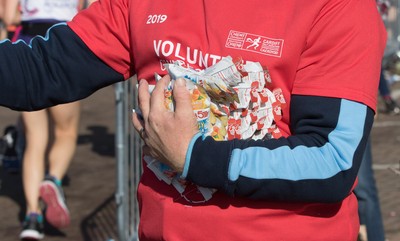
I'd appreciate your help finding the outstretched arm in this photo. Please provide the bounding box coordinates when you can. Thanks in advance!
[0,24,124,111]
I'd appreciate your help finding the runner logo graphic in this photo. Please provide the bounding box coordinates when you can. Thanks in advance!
[225,30,284,58]
[246,37,262,50]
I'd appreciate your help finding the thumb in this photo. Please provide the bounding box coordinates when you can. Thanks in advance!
[173,78,194,117]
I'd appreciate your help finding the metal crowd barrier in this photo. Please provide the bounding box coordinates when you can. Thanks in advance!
[114,77,142,241]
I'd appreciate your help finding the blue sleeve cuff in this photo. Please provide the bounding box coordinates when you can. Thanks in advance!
[181,132,202,179]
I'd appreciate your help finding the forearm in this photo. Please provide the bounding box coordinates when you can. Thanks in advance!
[0,24,124,111]
[184,95,374,203]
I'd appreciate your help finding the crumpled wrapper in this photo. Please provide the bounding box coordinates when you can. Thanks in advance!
[145,56,286,203]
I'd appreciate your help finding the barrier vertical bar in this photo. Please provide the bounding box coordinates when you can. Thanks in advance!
[115,77,141,241]
[128,76,141,241]
[115,81,129,241]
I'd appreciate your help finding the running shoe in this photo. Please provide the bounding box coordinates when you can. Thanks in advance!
[39,175,70,228]
[19,213,44,240]
[1,125,21,173]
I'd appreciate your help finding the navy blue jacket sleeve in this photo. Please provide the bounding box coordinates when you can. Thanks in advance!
[0,23,124,111]
[184,95,374,203]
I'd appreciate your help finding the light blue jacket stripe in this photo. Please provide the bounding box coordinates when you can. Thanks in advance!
[181,132,203,178]
[0,22,67,46]
[228,99,366,181]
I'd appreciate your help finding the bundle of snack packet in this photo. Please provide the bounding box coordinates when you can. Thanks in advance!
[165,56,286,141]
[144,56,286,203]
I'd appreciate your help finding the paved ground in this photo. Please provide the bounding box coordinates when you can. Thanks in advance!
[0,83,399,241]
[0,86,118,241]
[371,82,400,241]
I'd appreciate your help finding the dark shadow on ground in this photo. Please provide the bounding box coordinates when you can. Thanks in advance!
[77,126,115,157]
[0,168,25,222]
[80,194,118,241]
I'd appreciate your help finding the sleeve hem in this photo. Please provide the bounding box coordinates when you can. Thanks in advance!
[181,132,202,179]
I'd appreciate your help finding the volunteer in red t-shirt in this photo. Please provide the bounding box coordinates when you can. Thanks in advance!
[0,0,386,240]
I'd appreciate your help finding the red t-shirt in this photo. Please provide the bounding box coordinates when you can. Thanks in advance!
[69,0,386,240]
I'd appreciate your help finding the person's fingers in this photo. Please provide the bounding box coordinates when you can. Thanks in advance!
[173,78,194,118]
[131,110,144,134]
[138,79,151,122]
[143,146,158,159]
[150,75,171,114]
[142,145,152,156]
[143,145,167,163]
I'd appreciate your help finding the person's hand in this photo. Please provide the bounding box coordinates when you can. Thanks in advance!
[132,75,199,173]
